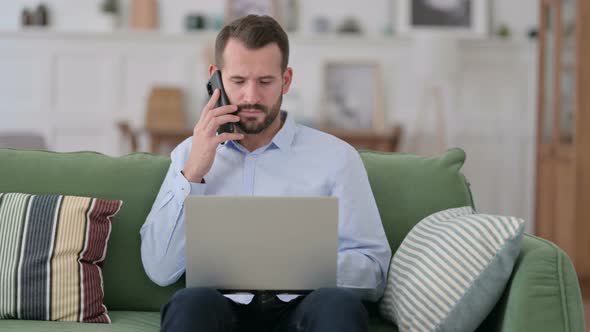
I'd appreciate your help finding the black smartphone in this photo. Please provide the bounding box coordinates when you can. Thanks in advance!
[206,70,235,135]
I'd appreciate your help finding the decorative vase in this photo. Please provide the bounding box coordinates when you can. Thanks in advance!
[130,0,158,30]
[21,8,34,27]
[34,4,49,26]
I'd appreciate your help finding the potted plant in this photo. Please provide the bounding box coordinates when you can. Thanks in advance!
[98,0,120,30]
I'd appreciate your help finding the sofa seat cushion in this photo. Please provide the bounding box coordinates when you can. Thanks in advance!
[359,148,474,255]
[0,311,160,331]
[369,315,398,331]
[0,311,397,331]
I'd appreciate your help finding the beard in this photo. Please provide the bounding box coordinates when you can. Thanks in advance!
[236,93,283,134]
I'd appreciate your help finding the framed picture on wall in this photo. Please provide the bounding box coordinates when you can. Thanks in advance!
[225,0,280,24]
[320,61,385,131]
[397,0,489,36]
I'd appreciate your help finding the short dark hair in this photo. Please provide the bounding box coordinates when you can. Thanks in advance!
[215,15,289,72]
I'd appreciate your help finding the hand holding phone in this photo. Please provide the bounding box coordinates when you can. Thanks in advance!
[207,70,236,135]
[180,71,242,183]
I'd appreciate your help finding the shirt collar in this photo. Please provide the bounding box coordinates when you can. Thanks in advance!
[270,111,296,152]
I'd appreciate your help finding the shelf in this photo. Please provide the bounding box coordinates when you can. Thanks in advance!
[0,29,537,50]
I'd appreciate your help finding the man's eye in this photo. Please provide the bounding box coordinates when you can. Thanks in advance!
[260,81,271,85]
[233,81,244,85]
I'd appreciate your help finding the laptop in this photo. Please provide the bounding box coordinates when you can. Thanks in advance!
[184,196,338,293]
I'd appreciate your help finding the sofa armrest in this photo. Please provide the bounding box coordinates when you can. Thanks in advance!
[478,234,585,332]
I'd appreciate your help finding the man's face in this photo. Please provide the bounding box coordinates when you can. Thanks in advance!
[217,38,292,134]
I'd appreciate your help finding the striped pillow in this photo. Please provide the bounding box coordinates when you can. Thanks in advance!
[0,193,122,323]
[379,207,525,332]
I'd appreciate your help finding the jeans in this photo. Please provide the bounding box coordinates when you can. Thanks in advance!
[160,287,369,332]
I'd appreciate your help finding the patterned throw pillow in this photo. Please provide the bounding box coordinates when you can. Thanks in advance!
[0,193,122,323]
[379,207,525,332]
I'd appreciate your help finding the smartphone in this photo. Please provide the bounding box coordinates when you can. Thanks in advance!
[206,70,235,135]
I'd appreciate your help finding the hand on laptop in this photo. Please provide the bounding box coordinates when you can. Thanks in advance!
[182,89,244,183]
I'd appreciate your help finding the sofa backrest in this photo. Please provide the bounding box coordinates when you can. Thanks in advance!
[0,147,473,312]
[0,149,183,312]
[359,148,474,254]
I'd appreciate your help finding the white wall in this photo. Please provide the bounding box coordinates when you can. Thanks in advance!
[0,0,538,39]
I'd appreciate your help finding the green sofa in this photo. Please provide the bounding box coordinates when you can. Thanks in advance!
[0,147,585,331]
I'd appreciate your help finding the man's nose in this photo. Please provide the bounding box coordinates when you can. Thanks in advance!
[242,82,261,104]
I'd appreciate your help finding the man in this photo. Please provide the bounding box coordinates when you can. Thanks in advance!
[140,15,391,332]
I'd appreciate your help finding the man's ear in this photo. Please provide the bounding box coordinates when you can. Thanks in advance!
[209,64,219,77]
[282,67,293,94]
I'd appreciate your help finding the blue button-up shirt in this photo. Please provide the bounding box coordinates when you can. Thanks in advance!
[140,111,391,303]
